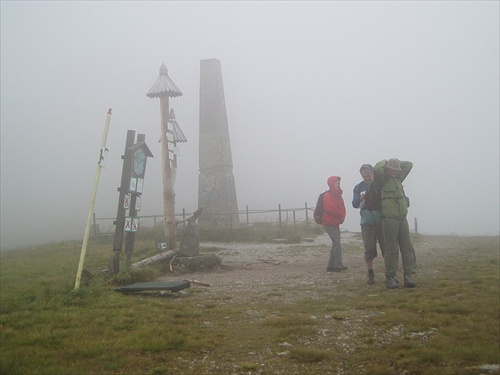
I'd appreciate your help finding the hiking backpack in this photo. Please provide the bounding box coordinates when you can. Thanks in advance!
[363,181,381,211]
[313,192,326,224]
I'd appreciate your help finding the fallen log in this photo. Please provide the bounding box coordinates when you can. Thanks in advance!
[131,209,202,268]
[131,249,180,267]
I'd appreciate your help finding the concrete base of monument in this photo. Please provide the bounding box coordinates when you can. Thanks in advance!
[175,254,221,271]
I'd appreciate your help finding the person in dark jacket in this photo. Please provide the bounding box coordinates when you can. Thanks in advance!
[321,176,347,272]
[352,164,385,284]
[373,158,416,289]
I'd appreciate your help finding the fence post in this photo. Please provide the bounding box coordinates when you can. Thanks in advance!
[293,210,296,229]
[278,204,282,236]
[246,205,249,227]
[305,202,309,225]
[414,217,418,234]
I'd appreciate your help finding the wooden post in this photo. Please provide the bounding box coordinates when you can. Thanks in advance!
[147,64,183,251]
[305,202,309,225]
[414,217,418,235]
[112,130,135,273]
[278,204,282,236]
[160,95,177,250]
[125,193,137,268]
[92,212,97,240]
[75,108,112,289]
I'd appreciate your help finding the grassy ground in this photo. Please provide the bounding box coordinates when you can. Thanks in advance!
[0,231,498,375]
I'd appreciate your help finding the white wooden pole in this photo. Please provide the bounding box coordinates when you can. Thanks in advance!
[75,108,112,289]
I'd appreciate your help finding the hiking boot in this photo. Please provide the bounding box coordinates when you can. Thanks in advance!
[404,274,416,288]
[367,270,375,285]
[386,277,400,289]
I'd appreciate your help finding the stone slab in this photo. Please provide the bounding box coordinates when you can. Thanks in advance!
[114,281,190,293]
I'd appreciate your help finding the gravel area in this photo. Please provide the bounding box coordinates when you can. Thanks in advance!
[166,232,389,302]
[161,231,482,301]
[156,233,499,374]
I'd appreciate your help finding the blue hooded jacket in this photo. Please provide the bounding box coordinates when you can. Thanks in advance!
[352,180,381,226]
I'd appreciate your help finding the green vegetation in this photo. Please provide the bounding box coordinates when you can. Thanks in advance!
[0,231,498,375]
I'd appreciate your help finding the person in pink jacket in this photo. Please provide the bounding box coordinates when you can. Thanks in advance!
[320,176,348,272]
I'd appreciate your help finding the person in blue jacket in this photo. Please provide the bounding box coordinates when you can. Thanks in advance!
[352,164,385,284]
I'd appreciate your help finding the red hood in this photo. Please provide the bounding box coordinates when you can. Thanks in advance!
[327,176,342,194]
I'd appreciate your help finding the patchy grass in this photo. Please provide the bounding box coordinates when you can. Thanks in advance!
[0,234,498,375]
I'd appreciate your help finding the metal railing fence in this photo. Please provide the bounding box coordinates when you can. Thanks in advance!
[92,203,313,238]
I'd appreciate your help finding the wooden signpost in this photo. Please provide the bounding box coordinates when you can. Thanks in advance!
[112,131,153,273]
[146,63,183,251]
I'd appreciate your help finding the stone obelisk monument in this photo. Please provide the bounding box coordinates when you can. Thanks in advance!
[198,59,239,228]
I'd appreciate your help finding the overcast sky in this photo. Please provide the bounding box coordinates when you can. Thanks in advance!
[1,1,498,249]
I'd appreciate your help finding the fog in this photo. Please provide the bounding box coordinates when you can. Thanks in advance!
[1,1,498,250]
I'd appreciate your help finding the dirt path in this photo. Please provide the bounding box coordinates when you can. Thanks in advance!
[164,232,456,300]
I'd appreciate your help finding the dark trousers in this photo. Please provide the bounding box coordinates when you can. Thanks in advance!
[323,225,344,269]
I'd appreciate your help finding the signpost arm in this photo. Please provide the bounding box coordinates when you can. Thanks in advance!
[75,108,112,289]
